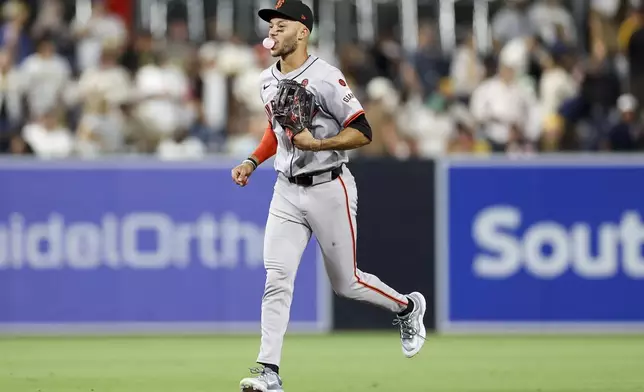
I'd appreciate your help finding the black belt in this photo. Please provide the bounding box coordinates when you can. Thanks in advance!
[288,166,343,186]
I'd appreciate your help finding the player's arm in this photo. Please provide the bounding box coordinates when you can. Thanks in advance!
[315,113,371,151]
[246,122,278,169]
[232,122,277,186]
[308,72,372,151]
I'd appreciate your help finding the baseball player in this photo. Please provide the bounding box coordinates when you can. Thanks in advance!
[232,1,427,391]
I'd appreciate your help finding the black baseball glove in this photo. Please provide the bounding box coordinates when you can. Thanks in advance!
[271,79,316,141]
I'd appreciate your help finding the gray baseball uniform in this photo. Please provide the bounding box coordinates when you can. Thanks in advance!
[256,55,409,367]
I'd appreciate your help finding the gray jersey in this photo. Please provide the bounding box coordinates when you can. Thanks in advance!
[259,55,364,177]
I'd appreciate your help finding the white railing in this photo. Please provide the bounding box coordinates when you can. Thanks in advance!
[130,0,585,54]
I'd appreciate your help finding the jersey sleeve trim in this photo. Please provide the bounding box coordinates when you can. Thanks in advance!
[343,110,365,128]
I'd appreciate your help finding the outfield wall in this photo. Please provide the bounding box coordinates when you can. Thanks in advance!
[436,156,644,334]
[331,158,436,331]
[1,156,643,334]
[0,159,331,334]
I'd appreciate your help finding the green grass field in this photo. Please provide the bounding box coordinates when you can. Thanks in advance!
[2,333,644,392]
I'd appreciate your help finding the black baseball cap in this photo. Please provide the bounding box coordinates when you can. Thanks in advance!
[258,0,314,32]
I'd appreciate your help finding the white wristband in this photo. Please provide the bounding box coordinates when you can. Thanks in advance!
[243,159,257,170]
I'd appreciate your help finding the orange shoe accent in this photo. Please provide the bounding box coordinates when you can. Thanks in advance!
[338,176,408,307]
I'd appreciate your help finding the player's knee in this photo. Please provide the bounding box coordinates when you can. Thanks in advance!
[332,280,360,300]
[264,266,294,295]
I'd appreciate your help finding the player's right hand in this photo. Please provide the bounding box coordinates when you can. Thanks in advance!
[231,161,255,187]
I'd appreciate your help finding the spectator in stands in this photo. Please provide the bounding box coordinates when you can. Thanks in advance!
[219,38,276,157]
[21,108,73,158]
[450,32,485,103]
[199,42,229,147]
[31,0,66,40]
[370,28,403,84]
[470,51,534,152]
[618,1,642,51]
[498,34,554,97]
[399,56,424,102]
[539,113,565,151]
[589,0,624,55]
[566,40,622,149]
[7,132,33,154]
[75,94,124,157]
[623,3,644,113]
[72,0,126,72]
[527,0,577,47]
[183,54,207,141]
[134,51,190,141]
[338,43,378,91]
[30,0,73,59]
[165,19,196,68]
[408,21,445,99]
[399,78,456,157]
[120,30,156,75]
[448,119,490,155]
[491,0,532,49]
[539,45,578,123]
[119,98,160,153]
[2,0,644,159]
[233,43,273,118]
[606,93,644,151]
[358,77,409,159]
[224,111,265,159]
[506,123,537,157]
[0,0,33,64]
[227,43,275,154]
[0,50,25,134]
[77,41,131,110]
[157,128,206,161]
[21,33,71,118]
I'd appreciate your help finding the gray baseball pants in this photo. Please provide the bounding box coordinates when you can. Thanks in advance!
[256,166,409,367]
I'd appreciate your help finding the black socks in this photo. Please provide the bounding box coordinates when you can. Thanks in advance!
[259,362,279,374]
[397,296,415,317]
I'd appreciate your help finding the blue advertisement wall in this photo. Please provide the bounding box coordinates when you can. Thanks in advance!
[0,160,330,334]
[439,158,644,332]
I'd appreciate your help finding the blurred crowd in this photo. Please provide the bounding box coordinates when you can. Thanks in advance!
[0,0,643,161]
[356,0,644,158]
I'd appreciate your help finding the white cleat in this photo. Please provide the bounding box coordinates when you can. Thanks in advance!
[239,367,284,392]
[393,291,427,358]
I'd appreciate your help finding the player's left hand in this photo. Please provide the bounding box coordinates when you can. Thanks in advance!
[292,129,322,151]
